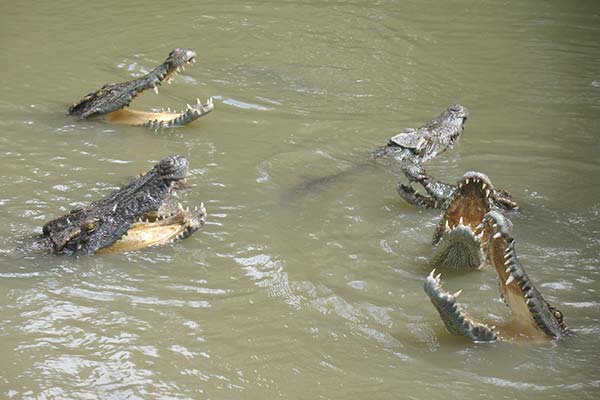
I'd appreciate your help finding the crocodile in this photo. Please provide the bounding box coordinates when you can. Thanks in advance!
[424,211,567,343]
[372,104,469,179]
[36,155,206,256]
[68,48,213,128]
[430,171,500,270]
[288,105,470,198]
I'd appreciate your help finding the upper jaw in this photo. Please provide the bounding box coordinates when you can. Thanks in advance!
[483,212,567,339]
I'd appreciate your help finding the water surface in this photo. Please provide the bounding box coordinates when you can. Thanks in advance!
[1,0,599,399]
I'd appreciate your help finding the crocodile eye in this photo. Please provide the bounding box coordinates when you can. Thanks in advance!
[82,219,99,232]
[550,307,563,322]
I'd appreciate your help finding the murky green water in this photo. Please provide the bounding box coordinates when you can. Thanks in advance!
[1,0,599,398]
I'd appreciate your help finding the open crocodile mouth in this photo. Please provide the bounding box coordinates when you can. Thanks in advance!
[97,201,206,254]
[69,48,214,128]
[430,172,494,270]
[424,211,567,343]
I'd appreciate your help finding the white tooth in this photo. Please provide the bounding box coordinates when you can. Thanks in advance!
[154,86,159,95]
[445,220,450,230]
[493,223,498,228]
[208,97,213,105]
[178,202,184,211]
[459,217,464,226]
[187,103,193,110]
[435,273,441,280]
[465,178,470,184]
[493,232,502,239]
[197,97,201,105]
[194,206,198,211]
[453,290,463,298]
[429,269,436,278]
[485,190,491,197]
[505,266,512,273]
[167,78,172,84]
[504,252,511,259]
[506,275,515,285]
[482,183,487,190]
[186,206,190,212]
[192,58,196,63]
[504,258,511,266]
[181,65,185,71]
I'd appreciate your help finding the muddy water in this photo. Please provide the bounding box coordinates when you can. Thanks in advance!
[1,0,599,398]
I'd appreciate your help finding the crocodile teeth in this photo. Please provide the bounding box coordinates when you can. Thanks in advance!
[458,217,464,226]
[196,97,202,105]
[187,103,193,110]
[465,178,470,185]
[485,190,491,198]
[481,183,487,190]
[505,275,515,285]
[178,202,184,211]
[154,86,159,95]
[505,266,512,273]
[493,232,502,239]
[453,290,463,298]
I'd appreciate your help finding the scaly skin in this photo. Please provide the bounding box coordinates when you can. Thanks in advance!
[373,104,469,173]
[38,155,206,256]
[425,211,567,343]
[69,48,213,128]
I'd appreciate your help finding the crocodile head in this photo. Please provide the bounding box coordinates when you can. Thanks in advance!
[68,48,213,128]
[424,211,567,343]
[373,104,469,163]
[430,172,495,270]
[40,155,206,255]
[417,104,469,162]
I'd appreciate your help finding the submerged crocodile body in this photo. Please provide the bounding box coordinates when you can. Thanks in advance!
[286,105,470,199]
[373,104,469,179]
[36,155,206,256]
[425,211,567,343]
[69,48,213,128]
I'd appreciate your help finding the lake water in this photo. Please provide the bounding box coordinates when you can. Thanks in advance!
[1,0,599,399]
